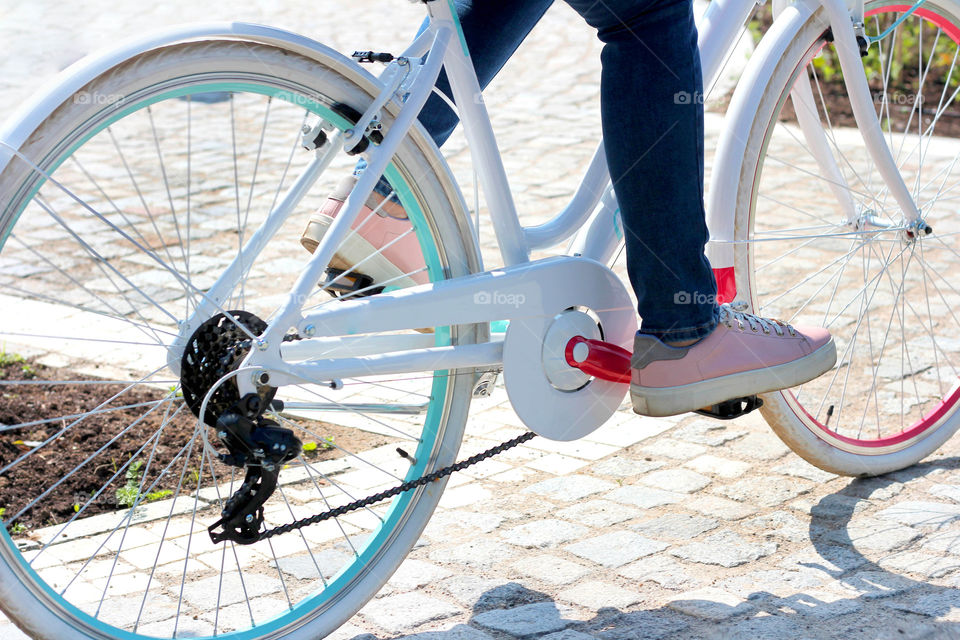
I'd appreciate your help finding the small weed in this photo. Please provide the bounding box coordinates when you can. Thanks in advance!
[0,349,24,367]
[1,507,27,534]
[303,437,335,453]
[115,460,171,508]
[0,348,35,379]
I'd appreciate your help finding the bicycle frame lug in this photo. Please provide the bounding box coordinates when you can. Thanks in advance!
[472,370,500,398]
[366,116,382,135]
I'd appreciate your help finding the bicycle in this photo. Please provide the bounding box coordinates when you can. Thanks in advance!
[0,0,957,636]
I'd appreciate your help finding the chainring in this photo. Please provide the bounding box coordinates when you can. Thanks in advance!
[180,311,277,427]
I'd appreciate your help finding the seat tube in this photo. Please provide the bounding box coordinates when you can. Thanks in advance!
[427,0,530,266]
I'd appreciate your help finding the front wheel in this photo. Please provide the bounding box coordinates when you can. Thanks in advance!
[0,40,479,638]
[739,0,960,475]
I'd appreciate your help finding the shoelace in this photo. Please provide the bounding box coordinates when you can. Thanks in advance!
[719,303,796,337]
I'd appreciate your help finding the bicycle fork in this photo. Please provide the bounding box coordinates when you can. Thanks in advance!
[790,0,926,232]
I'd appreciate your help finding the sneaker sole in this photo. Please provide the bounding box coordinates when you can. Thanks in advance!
[630,338,837,417]
[300,216,422,290]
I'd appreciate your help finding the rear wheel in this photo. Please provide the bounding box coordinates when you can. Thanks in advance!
[739,0,960,475]
[0,41,478,638]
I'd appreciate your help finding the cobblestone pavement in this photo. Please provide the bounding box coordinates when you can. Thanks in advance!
[3,2,960,640]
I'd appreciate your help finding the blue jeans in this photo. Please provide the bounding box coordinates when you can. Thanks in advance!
[405,0,720,341]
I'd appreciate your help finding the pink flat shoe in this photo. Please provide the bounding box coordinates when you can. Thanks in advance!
[300,175,428,294]
[630,304,836,417]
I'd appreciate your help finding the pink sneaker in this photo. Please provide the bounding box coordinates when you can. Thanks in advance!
[630,304,836,417]
[300,175,428,293]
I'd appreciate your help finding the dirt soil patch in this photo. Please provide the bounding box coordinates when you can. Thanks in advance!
[0,359,392,531]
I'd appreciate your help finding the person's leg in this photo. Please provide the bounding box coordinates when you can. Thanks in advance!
[562,0,835,417]
[562,0,718,343]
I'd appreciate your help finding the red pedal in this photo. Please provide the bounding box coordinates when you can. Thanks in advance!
[564,336,632,384]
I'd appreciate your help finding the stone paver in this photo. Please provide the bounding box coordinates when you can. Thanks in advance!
[512,555,592,586]
[5,3,960,640]
[617,555,700,590]
[669,531,778,568]
[565,531,669,568]
[683,454,751,479]
[524,476,617,502]
[502,520,590,549]
[666,587,754,620]
[605,485,685,509]
[399,627,494,640]
[557,580,643,610]
[555,500,637,528]
[629,513,718,540]
[359,593,461,635]
[639,468,711,494]
[472,603,574,637]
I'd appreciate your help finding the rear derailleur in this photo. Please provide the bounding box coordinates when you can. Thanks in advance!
[207,394,302,545]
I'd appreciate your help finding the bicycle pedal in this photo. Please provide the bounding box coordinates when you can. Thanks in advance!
[693,395,763,420]
[352,51,395,64]
[321,267,384,298]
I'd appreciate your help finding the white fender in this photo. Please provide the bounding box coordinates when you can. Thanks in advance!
[704,0,817,302]
[0,22,383,175]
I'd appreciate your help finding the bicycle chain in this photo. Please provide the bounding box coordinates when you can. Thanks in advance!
[257,431,537,541]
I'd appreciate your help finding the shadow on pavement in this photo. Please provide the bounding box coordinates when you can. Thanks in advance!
[359,457,960,639]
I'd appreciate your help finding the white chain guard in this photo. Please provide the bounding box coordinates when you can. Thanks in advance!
[502,260,636,441]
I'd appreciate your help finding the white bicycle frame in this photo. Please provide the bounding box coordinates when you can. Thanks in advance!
[0,0,929,437]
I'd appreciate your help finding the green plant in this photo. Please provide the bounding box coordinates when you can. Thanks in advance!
[751,7,960,95]
[1,507,27,534]
[0,349,24,367]
[115,460,171,508]
[0,348,35,379]
[302,436,335,453]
